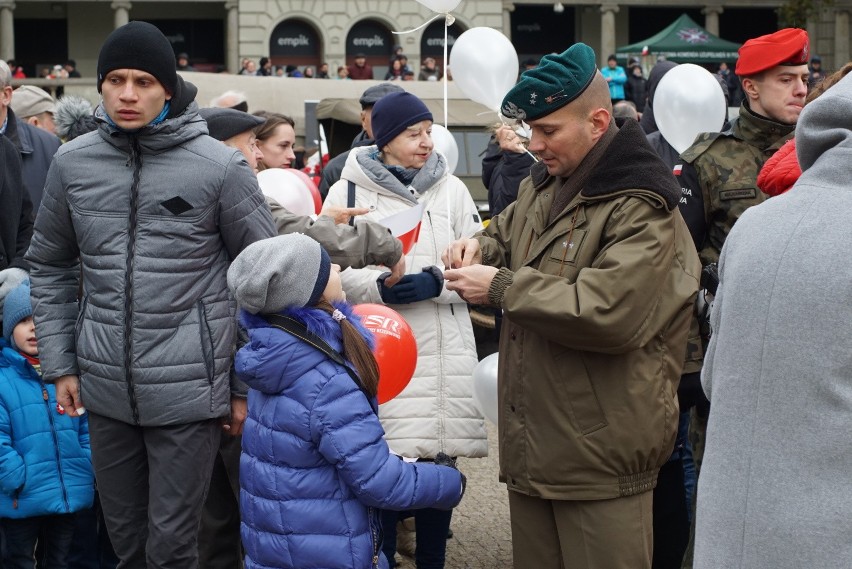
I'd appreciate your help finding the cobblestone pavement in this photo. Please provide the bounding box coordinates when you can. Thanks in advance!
[397,423,513,569]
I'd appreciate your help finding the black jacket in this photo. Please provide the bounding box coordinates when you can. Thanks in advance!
[4,109,61,213]
[0,135,32,271]
[481,138,534,217]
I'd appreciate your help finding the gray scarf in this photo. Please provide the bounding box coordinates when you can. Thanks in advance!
[355,147,447,205]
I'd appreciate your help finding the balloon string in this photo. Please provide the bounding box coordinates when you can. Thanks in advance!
[498,112,539,163]
[442,14,452,249]
[392,13,444,35]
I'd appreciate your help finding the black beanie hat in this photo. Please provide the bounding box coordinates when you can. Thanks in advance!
[97,21,178,96]
[371,91,433,150]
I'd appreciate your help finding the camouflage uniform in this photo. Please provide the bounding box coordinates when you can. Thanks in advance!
[681,103,796,265]
[676,102,795,569]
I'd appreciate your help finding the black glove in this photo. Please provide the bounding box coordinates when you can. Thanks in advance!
[378,266,443,305]
[435,452,466,501]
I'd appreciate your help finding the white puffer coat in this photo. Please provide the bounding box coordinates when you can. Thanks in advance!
[325,146,488,459]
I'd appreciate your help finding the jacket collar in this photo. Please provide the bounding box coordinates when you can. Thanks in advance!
[732,102,796,151]
[531,119,681,213]
[3,109,33,155]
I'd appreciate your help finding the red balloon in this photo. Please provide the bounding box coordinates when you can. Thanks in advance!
[352,304,417,404]
[291,168,323,214]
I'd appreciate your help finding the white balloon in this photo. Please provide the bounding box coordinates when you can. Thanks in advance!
[415,0,462,12]
[257,168,315,217]
[653,64,727,154]
[430,124,459,174]
[472,352,499,425]
[449,27,519,112]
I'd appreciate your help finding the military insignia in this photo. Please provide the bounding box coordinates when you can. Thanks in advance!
[530,92,538,105]
[562,241,574,249]
[545,90,568,104]
[501,101,526,120]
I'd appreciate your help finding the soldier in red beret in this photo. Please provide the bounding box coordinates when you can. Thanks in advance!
[673,26,810,566]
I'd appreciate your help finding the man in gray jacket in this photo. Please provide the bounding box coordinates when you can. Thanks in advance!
[25,22,276,568]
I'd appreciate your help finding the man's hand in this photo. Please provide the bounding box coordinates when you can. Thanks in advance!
[442,239,482,269]
[55,375,85,417]
[222,396,248,436]
[444,265,499,305]
[384,253,406,287]
[320,206,371,225]
[495,125,526,154]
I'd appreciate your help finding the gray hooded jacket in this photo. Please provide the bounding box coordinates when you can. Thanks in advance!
[25,100,276,427]
[695,73,852,568]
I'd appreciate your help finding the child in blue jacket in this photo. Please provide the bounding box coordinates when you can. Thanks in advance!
[227,234,465,569]
[0,280,94,567]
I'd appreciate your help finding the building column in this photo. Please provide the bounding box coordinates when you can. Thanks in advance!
[600,4,619,64]
[226,0,239,73]
[702,6,723,37]
[502,1,514,41]
[111,1,131,29]
[0,1,15,62]
[835,10,850,71]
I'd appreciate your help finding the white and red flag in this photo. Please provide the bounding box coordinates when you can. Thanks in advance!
[378,203,424,254]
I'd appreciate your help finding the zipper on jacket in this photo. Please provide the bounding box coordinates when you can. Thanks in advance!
[42,386,71,512]
[426,211,447,451]
[124,137,142,425]
[369,506,382,568]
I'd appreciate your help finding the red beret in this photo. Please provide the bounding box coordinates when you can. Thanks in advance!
[735,28,810,77]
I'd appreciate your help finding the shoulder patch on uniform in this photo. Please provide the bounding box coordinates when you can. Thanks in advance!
[679,132,724,163]
[719,188,757,201]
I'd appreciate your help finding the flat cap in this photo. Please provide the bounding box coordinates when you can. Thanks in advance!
[359,82,405,108]
[501,43,597,122]
[735,28,809,77]
[198,107,265,141]
[11,85,56,118]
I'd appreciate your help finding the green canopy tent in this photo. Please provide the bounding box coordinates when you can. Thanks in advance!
[616,14,741,64]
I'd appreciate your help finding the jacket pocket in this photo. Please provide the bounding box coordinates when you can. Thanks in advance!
[555,351,607,435]
[197,300,215,386]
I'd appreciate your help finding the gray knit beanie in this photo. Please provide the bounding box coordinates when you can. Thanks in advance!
[227,234,331,314]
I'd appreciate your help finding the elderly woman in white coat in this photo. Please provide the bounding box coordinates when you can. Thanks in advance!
[323,91,487,569]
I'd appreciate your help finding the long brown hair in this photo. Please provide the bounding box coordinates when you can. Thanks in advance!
[252,111,296,172]
[314,300,379,398]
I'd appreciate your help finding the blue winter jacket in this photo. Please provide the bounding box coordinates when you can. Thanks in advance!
[0,342,94,518]
[601,65,628,100]
[237,303,463,569]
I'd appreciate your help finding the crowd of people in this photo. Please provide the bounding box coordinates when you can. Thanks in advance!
[0,17,850,569]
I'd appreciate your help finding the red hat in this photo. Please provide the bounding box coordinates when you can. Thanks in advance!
[736,28,809,77]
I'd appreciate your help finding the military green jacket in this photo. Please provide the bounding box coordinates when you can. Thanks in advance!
[681,103,795,265]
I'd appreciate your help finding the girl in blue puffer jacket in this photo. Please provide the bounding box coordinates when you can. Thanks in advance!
[227,234,465,569]
[0,280,94,567]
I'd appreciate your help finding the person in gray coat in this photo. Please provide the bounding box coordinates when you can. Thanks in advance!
[25,21,276,568]
[695,70,852,569]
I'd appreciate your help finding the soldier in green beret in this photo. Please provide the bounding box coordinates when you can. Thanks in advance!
[443,42,700,569]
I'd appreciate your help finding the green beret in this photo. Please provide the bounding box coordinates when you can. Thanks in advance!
[501,43,598,121]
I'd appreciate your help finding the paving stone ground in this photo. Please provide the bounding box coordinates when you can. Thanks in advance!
[397,423,513,569]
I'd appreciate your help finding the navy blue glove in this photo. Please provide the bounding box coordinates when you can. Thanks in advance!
[378,266,443,304]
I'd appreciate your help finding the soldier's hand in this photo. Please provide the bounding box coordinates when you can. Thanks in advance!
[444,264,498,305]
[443,239,481,269]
